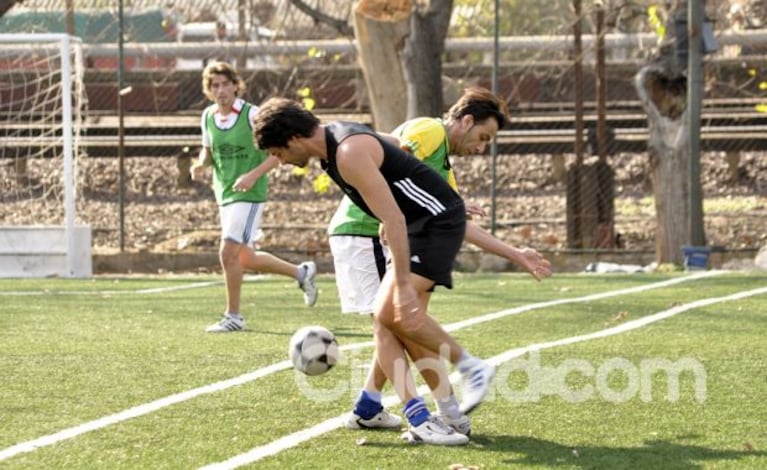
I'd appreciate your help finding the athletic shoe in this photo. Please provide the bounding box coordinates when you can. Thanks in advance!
[346,410,402,430]
[298,261,318,307]
[459,360,496,414]
[403,416,469,446]
[436,413,472,436]
[205,313,246,333]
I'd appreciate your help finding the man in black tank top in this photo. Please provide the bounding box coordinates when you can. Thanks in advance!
[254,97,495,445]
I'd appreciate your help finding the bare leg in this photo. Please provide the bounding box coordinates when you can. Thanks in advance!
[363,352,389,394]
[374,269,493,416]
[402,335,468,431]
[240,248,298,278]
[220,240,245,314]
[375,270,465,364]
[402,335,454,401]
[371,315,419,403]
[222,241,302,313]
[364,329,453,398]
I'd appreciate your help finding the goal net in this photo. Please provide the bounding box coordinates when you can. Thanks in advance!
[0,33,89,277]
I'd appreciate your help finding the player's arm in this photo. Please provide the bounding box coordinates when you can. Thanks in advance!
[191,146,212,181]
[464,222,552,281]
[191,113,213,181]
[233,105,281,191]
[336,135,409,279]
[233,154,280,192]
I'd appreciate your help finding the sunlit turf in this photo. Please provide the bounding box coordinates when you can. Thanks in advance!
[0,271,765,469]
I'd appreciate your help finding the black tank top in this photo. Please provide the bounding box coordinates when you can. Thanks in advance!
[322,121,463,223]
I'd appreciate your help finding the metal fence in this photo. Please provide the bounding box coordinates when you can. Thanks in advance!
[0,0,765,269]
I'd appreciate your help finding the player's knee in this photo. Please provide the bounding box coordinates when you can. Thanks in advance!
[376,311,397,331]
[219,244,240,266]
[389,314,424,335]
[372,322,399,347]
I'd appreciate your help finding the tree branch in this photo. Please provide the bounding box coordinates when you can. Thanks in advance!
[288,0,354,37]
[0,0,23,19]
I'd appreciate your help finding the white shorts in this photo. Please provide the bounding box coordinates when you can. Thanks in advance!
[329,235,388,315]
[219,202,264,246]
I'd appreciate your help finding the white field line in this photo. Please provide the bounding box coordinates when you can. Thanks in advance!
[135,276,268,294]
[200,283,767,470]
[0,281,221,297]
[0,275,271,296]
[0,271,722,462]
[444,270,724,332]
[0,362,290,462]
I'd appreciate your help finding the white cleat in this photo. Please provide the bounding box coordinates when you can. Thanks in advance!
[402,416,469,446]
[437,413,472,436]
[346,410,402,430]
[298,261,318,307]
[459,360,496,414]
[205,313,246,333]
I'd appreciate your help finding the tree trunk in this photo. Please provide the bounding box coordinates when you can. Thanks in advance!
[352,0,411,132]
[0,0,24,19]
[635,63,691,265]
[401,0,452,119]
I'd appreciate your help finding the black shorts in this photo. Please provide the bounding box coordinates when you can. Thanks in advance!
[408,203,466,290]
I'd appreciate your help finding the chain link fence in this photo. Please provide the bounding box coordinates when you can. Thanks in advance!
[1,0,764,271]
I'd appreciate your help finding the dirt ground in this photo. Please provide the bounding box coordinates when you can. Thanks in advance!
[1,151,765,259]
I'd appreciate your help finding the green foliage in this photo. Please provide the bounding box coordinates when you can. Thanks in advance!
[654,262,681,272]
[451,0,575,37]
[449,0,663,39]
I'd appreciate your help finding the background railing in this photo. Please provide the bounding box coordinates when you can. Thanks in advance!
[0,0,765,269]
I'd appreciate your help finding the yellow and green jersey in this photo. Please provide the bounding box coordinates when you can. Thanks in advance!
[327,117,457,237]
[393,117,457,191]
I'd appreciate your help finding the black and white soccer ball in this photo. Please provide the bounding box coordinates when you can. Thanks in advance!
[288,325,339,376]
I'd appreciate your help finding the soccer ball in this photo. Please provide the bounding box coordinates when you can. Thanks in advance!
[289,325,339,376]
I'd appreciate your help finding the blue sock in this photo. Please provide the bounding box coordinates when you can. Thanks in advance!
[403,397,430,427]
[354,390,383,420]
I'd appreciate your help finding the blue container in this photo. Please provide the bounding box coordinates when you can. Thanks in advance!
[681,246,710,271]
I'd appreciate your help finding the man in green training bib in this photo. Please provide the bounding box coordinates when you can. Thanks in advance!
[191,61,318,333]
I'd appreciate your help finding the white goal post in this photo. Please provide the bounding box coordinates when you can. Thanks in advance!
[0,33,90,278]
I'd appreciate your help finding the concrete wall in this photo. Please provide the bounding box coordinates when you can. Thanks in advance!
[0,225,92,278]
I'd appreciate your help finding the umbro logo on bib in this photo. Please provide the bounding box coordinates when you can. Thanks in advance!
[410,255,421,263]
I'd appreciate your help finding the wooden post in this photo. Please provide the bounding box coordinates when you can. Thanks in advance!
[14,157,28,184]
[725,151,740,183]
[551,154,566,184]
[176,150,192,188]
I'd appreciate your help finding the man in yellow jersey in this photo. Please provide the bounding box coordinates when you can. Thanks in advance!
[191,62,318,333]
[329,87,552,438]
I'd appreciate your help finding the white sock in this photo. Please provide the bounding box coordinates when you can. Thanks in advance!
[436,395,461,419]
[456,352,478,373]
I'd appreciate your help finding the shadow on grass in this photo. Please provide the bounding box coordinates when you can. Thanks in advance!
[471,434,765,469]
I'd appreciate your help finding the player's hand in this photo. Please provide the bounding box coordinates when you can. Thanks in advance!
[465,201,487,218]
[392,282,423,331]
[378,225,388,246]
[190,163,205,181]
[233,174,256,192]
[519,248,552,281]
